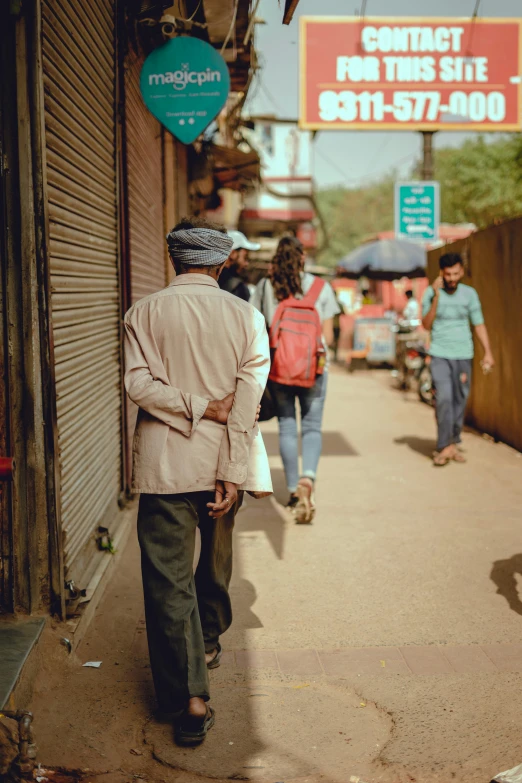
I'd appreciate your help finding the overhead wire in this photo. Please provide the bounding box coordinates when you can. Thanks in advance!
[367,135,392,175]
[186,0,202,22]
[259,80,284,114]
[315,144,418,188]
[314,146,369,186]
[466,0,481,58]
[248,49,285,115]
[357,0,368,53]
[220,0,239,54]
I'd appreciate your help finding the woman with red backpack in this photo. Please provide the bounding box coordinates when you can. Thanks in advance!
[251,237,340,523]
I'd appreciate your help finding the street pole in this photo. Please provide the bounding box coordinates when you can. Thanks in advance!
[421,130,435,181]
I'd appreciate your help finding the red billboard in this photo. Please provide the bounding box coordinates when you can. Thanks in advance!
[300,17,522,131]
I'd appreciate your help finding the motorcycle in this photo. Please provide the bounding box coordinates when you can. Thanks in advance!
[394,321,434,405]
[417,353,434,406]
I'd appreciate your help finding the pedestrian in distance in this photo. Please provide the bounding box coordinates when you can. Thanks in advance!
[402,288,420,325]
[124,216,271,746]
[252,236,340,523]
[331,289,345,363]
[218,229,261,301]
[422,252,495,467]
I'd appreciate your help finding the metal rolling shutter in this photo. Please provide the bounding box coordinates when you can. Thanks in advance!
[125,53,166,304]
[42,0,122,582]
[123,52,167,482]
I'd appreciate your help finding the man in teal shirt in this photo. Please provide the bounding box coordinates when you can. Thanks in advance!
[422,252,494,466]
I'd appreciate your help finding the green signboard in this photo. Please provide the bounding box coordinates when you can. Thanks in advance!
[394,182,440,243]
[140,37,230,145]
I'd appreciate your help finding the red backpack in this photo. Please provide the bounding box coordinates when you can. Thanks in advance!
[268,277,326,388]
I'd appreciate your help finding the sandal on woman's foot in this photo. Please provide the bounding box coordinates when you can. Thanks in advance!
[175,706,215,746]
[295,479,315,524]
[206,643,222,670]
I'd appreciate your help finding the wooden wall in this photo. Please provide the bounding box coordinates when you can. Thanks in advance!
[427,217,522,453]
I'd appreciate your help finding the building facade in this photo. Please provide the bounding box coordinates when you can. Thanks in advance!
[0,0,262,619]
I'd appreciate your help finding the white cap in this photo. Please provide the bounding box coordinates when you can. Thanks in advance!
[227,230,261,252]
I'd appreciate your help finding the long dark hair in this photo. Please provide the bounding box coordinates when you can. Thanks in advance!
[270,237,304,302]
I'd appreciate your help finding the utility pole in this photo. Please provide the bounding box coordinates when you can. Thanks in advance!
[421,131,436,181]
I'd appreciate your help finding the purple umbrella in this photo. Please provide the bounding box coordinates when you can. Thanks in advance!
[338,239,427,280]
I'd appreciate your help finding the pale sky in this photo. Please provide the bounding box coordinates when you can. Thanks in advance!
[246,0,522,189]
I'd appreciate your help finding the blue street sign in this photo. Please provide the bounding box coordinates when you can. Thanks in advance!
[140,37,230,145]
[394,181,440,243]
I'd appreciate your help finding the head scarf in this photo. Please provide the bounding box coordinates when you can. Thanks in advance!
[166,227,233,266]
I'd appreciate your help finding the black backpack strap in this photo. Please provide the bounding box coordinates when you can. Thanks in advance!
[223,275,243,294]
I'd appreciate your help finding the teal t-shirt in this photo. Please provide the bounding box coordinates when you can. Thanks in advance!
[422,283,484,360]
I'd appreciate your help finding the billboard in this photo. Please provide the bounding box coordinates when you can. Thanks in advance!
[300,17,522,131]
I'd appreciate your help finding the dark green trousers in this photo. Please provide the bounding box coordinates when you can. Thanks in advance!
[137,491,240,713]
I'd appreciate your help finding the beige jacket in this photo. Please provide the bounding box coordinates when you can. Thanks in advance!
[123,274,272,495]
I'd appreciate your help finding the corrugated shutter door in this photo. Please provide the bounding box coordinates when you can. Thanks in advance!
[123,52,167,484]
[125,53,166,304]
[42,0,122,581]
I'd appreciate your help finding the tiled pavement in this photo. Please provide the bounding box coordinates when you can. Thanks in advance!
[214,643,522,676]
[131,617,522,676]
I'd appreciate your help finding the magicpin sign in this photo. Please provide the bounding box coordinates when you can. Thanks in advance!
[140,37,230,144]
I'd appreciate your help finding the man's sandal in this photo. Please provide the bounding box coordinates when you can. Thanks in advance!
[175,706,215,746]
[452,451,467,463]
[433,453,450,467]
[206,642,222,670]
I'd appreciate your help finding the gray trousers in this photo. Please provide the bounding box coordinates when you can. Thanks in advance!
[137,491,240,713]
[431,357,472,451]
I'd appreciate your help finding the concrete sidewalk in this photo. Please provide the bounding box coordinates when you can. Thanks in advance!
[30,370,522,783]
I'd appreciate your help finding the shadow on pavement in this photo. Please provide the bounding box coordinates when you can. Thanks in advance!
[268,467,289,507]
[261,430,359,458]
[239,484,287,559]
[394,435,435,459]
[229,577,263,631]
[490,554,522,616]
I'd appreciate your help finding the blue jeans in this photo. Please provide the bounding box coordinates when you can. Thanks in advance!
[272,372,328,493]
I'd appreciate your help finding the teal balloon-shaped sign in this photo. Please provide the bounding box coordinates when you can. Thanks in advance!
[140,37,230,144]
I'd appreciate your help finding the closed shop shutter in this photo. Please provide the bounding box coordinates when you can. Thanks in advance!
[124,53,166,304]
[123,51,167,483]
[42,0,122,582]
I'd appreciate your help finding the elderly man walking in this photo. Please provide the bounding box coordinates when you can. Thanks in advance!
[124,217,271,745]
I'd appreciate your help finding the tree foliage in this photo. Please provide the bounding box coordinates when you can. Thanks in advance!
[316,134,522,267]
[316,177,395,266]
[434,134,522,228]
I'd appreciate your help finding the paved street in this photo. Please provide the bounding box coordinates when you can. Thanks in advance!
[31,369,522,783]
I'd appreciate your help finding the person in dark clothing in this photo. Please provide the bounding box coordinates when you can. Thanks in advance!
[219,230,261,301]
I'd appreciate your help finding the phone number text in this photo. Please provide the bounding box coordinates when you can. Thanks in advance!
[318,90,507,123]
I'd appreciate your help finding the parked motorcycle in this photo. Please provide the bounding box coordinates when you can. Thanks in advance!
[394,321,433,405]
[417,355,434,406]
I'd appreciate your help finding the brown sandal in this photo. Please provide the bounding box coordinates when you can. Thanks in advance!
[452,451,467,463]
[433,453,450,467]
[295,479,315,524]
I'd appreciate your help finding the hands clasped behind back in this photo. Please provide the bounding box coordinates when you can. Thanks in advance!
[203,392,262,518]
